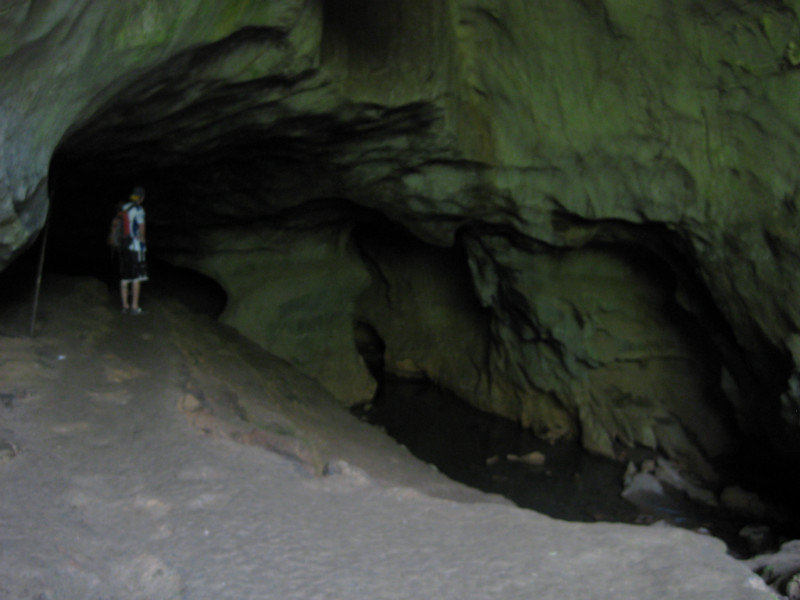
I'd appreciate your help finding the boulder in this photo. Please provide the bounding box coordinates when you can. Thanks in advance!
[748,540,800,599]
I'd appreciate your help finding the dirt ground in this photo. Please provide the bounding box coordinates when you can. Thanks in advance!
[0,274,782,599]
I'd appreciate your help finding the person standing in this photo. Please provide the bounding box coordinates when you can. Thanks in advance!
[113,186,148,314]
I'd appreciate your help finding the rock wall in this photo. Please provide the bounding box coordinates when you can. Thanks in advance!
[0,0,314,259]
[177,219,376,406]
[3,0,800,478]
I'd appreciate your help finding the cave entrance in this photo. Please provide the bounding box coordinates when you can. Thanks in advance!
[36,182,228,320]
[43,121,232,320]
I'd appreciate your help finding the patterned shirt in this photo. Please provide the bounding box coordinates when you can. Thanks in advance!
[122,202,146,253]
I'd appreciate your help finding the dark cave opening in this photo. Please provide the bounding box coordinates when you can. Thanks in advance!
[38,173,229,320]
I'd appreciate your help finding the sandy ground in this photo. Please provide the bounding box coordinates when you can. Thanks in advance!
[0,275,781,599]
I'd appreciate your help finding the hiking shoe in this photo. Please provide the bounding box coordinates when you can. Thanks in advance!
[121,307,129,314]
[129,307,145,315]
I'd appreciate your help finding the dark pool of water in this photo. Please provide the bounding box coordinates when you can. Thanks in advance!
[355,377,638,522]
[352,376,788,557]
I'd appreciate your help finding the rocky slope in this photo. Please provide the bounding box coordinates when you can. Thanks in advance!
[0,274,786,600]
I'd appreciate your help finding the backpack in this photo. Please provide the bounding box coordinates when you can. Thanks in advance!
[107,205,132,248]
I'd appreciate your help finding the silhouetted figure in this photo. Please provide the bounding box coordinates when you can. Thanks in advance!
[109,186,148,314]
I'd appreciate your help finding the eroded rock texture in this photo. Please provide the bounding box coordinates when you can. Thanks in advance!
[4,0,800,481]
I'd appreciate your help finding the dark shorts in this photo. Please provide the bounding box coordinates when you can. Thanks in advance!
[119,248,148,283]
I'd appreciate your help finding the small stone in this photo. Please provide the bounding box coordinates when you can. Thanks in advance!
[739,524,775,555]
[621,472,665,502]
[516,451,546,466]
[179,393,203,412]
[506,451,546,466]
[322,459,372,486]
[0,441,18,463]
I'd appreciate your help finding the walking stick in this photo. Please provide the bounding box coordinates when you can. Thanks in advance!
[29,215,50,337]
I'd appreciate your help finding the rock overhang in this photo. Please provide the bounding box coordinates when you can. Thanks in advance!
[46,24,464,260]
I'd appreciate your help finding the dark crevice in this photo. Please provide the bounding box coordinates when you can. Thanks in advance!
[354,320,385,380]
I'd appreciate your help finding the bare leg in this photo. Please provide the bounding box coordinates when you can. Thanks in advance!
[131,280,141,310]
[120,281,130,309]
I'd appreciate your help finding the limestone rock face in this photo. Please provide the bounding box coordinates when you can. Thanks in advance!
[468,238,734,476]
[3,0,800,479]
[176,218,376,406]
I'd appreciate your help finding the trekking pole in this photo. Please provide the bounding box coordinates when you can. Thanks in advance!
[29,215,50,337]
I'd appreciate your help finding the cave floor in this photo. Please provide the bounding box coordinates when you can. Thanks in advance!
[0,274,778,600]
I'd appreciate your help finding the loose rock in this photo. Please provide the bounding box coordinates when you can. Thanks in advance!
[322,459,373,487]
[747,539,800,598]
[0,440,18,463]
[506,451,546,466]
[739,524,776,555]
[178,392,203,413]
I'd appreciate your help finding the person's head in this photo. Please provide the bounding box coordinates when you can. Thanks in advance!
[130,186,145,204]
